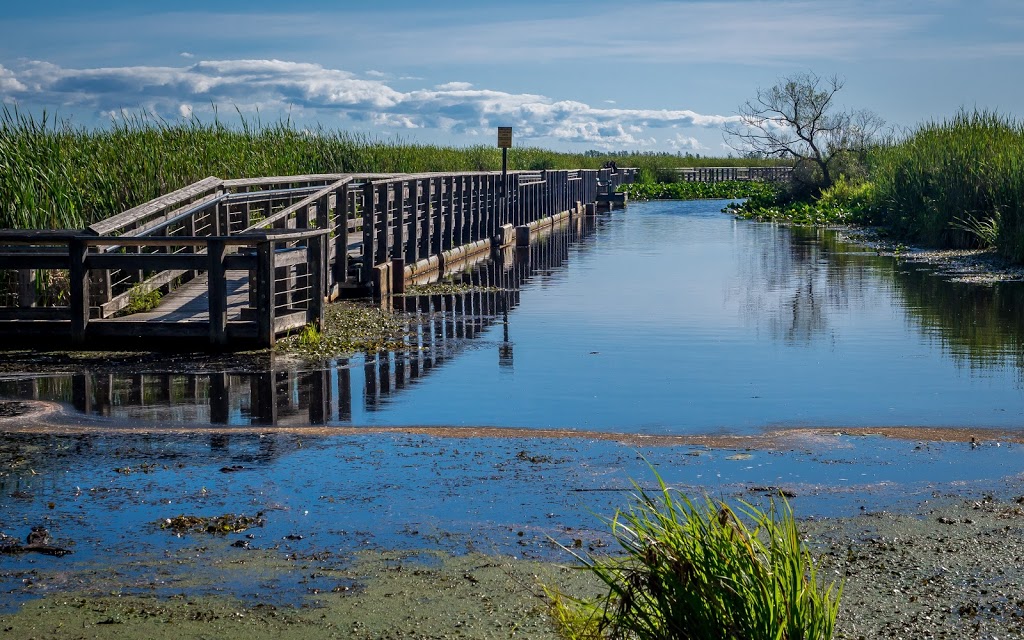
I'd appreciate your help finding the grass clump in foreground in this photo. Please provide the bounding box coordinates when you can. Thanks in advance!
[549,476,841,639]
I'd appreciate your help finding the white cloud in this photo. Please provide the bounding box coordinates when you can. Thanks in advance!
[180,52,195,59]
[667,134,706,151]
[0,57,737,149]
[0,64,27,95]
[434,81,474,91]
[365,70,388,78]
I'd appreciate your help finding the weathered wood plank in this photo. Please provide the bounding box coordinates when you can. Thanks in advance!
[89,177,223,236]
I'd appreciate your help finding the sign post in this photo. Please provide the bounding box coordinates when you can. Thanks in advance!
[498,127,512,225]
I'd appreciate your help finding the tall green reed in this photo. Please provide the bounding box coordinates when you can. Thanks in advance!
[870,109,1024,260]
[549,473,842,640]
[0,105,785,230]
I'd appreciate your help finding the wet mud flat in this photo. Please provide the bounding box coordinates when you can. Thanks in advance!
[2,412,1024,638]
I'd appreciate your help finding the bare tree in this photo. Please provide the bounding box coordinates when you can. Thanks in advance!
[724,72,883,190]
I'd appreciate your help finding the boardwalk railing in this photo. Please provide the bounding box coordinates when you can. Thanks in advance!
[0,167,635,349]
[676,166,792,182]
[1,214,592,425]
[0,228,327,347]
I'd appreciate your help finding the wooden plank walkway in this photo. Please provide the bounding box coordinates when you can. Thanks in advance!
[107,272,250,324]
[1,168,648,349]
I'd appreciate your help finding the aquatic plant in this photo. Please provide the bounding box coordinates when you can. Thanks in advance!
[620,180,778,202]
[120,285,162,315]
[275,301,411,359]
[550,474,842,639]
[869,109,1024,259]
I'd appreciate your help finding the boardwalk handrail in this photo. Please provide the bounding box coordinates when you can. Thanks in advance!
[1,167,638,349]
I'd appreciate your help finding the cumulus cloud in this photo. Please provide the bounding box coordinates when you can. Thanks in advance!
[0,58,736,148]
[179,52,195,59]
[667,134,706,151]
[0,64,27,95]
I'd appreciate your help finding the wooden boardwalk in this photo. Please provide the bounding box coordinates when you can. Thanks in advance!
[0,166,709,350]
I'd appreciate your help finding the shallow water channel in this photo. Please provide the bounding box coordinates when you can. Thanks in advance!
[3,199,1024,610]
[6,199,1024,432]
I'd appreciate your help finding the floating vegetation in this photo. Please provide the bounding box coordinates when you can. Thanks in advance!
[276,301,412,359]
[401,281,503,296]
[159,513,265,535]
[621,179,779,202]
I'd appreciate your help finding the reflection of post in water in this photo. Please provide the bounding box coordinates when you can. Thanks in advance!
[499,290,513,369]
[338,361,352,422]
[249,370,277,425]
[71,374,93,414]
[209,372,229,424]
[364,350,379,409]
[303,369,330,425]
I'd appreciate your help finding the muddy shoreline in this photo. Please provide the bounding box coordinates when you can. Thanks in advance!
[2,416,1023,638]
[1,490,1023,638]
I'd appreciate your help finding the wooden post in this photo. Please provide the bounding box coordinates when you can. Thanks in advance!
[256,240,275,347]
[453,177,465,248]
[443,176,455,250]
[393,180,407,261]
[208,238,228,346]
[307,233,325,328]
[361,181,376,286]
[431,177,444,253]
[69,237,89,345]
[392,257,405,295]
[376,183,389,269]
[334,185,350,287]
[419,178,431,258]
[407,180,420,264]
[18,270,36,308]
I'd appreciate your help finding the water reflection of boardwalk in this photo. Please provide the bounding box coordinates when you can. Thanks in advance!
[0,217,594,427]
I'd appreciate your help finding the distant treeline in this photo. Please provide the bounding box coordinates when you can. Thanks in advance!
[0,106,783,230]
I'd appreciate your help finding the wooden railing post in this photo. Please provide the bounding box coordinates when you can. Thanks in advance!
[69,237,89,345]
[307,233,325,328]
[18,270,36,308]
[333,185,349,287]
[256,240,275,347]
[361,181,376,286]
[393,180,407,261]
[208,238,228,346]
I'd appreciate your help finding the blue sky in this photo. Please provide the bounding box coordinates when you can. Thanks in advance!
[1,0,1022,154]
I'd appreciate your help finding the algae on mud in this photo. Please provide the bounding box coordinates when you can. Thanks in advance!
[0,550,604,640]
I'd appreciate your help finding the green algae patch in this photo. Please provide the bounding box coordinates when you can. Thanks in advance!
[275,301,413,360]
[159,513,266,535]
[0,550,603,639]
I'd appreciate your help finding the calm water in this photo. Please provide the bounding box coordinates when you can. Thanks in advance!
[5,200,1024,607]
[4,199,1024,433]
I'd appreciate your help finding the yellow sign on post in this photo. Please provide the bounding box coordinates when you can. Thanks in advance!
[497,127,513,149]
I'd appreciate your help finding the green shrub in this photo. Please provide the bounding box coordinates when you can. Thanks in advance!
[550,475,842,640]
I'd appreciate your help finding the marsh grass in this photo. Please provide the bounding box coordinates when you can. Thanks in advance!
[870,110,1024,259]
[1,106,778,230]
[550,475,841,640]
